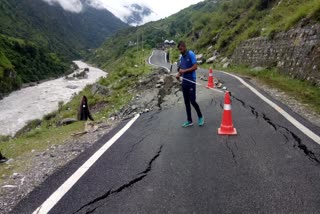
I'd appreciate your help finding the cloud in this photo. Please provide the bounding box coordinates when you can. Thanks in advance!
[41,0,203,24]
[42,0,83,13]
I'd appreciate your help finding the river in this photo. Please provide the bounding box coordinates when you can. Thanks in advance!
[0,61,107,137]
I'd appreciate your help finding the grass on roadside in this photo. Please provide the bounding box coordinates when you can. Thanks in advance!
[0,48,153,181]
[0,122,84,182]
[210,65,320,115]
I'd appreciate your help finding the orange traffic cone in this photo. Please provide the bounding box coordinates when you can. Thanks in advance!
[218,91,237,135]
[207,67,215,88]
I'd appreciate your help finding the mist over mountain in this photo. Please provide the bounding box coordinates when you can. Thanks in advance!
[41,0,159,26]
[123,4,156,25]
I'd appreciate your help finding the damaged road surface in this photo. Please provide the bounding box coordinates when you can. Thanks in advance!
[11,50,320,214]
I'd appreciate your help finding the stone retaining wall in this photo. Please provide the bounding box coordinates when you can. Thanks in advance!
[232,24,320,86]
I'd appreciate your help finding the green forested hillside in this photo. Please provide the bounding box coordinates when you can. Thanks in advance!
[0,0,127,59]
[90,0,320,67]
[0,34,68,94]
[0,0,128,95]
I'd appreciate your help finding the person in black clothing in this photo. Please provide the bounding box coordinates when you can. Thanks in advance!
[78,96,94,121]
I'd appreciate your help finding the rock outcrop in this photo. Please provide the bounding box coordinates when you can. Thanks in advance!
[232,23,320,86]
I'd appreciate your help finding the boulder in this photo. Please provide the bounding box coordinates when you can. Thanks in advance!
[196,54,203,60]
[223,62,230,68]
[84,68,90,72]
[66,85,78,89]
[59,118,77,126]
[91,83,111,96]
[157,78,165,84]
[206,56,217,64]
[251,67,265,72]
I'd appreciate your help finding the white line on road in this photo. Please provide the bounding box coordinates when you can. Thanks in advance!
[220,71,320,145]
[149,50,320,145]
[149,50,170,72]
[33,114,140,214]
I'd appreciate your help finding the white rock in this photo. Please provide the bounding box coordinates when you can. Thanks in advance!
[223,63,230,68]
[131,105,137,110]
[196,54,203,60]
[157,79,165,84]
[251,67,265,72]
[3,185,17,188]
[6,159,14,164]
[206,56,217,63]
[66,85,78,89]
[12,173,20,179]
[221,57,228,63]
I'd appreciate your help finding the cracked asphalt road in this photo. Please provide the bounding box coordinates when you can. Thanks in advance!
[12,50,320,214]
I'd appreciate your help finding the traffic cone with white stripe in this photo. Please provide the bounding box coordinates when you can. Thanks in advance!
[207,67,215,88]
[218,91,237,135]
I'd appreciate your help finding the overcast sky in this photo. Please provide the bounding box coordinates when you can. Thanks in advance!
[43,0,203,24]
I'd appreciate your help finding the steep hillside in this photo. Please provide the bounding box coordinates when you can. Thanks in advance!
[0,0,128,96]
[0,35,68,96]
[0,0,128,59]
[90,0,320,69]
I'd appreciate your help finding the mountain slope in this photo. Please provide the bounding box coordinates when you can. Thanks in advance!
[90,0,320,77]
[0,0,128,96]
[0,34,68,96]
[0,0,128,59]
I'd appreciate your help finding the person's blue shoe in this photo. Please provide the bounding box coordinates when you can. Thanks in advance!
[182,121,193,128]
[198,117,204,126]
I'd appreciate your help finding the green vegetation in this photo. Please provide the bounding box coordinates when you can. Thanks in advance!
[0,0,127,59]
[89,0,320,117]
[0,47,152,179]
[0,34,69,94]
[177,0,320,58]
[0,122,85,182]
[90,0,319,65]
[218,65,320,114]
[0,0,128,95]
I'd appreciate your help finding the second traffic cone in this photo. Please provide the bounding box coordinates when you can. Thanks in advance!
[207,67,215,88]
[218,91,237,135]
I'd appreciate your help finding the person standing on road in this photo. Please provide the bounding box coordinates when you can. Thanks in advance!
[176,41,204,127]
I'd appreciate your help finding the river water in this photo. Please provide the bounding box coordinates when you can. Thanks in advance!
[0,61,107,136]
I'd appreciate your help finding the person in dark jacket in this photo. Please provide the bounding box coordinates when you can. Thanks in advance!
[78,96,94,121]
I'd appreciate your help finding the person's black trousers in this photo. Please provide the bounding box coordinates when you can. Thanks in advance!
[182,83,202,122]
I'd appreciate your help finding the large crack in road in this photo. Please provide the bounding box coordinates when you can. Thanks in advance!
[232,95,320,163]
[73,145,163,214]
